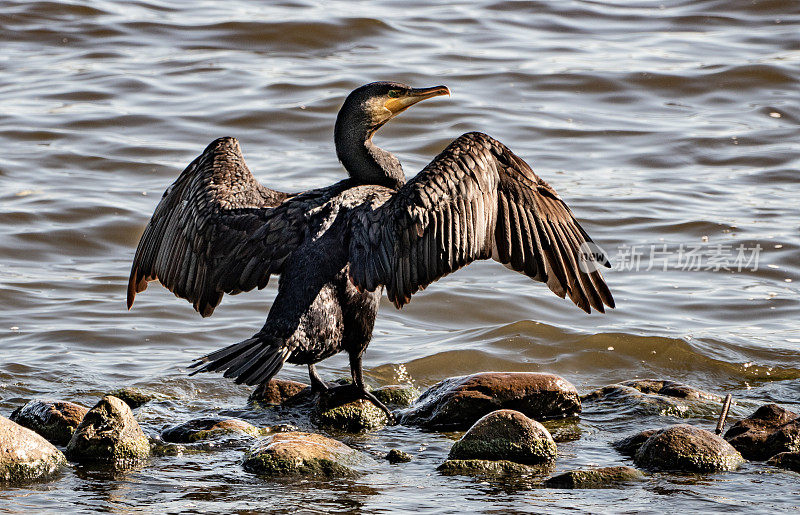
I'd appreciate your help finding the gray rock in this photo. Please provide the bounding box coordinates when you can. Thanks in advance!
[448,409,557,465]
[65,395,150,468]
[10,399,88,446]
[544,466,644,488]
[767,451,800,472]
[107,387,158,409]
[248,379,310,406]
[372,385,420,409]
[724,404,799,460]
[161,417,266,443]
[634,424,744,472]
[385,449,413,463]
[243,431,372,477]
[613,429,658,456]
[0,415,67,483]
[401,372,581,430]
[437,459,547,476]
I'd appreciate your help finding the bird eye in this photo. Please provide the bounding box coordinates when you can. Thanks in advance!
[387,90,400,98]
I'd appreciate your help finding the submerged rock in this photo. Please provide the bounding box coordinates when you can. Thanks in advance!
[161,417,265,444]
[249,379,310,406]
[437,459,545,476]
[448,410,557,465]
[107,387,158,409]
[724,404,799,460]
[385,449,413,463]
[544,466,643,488]
[583,379,722,418]
[634,424,744,472]
[613,429,658,457]
[372,385,420,409]
[401,372,581,430]
[0,415,67,483]
[65,395,150,468]
[767,451,800,472]
[10,399,88,446]
[243,431,371,477]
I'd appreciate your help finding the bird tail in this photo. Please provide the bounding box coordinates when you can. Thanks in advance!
[188,333,290,386]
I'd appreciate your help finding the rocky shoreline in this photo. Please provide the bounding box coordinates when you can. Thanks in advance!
[2,372,798,485]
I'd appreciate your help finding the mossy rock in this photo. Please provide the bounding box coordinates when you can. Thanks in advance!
[372,385,420,408]
[0,415,67,483]
[243,432,371,477]
[107,387,158,409]
[544,466,644,488]
[634,424,744,472]
[437,459,544,476]
[314,398,388,432]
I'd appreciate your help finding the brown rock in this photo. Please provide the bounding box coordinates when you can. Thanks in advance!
[65,396,150,468]
[437,459,542,476]
[583,380,722,419]
[242,431,372,477]
[249,379,310,406]
[767,451,800,472]
[618,379,720,402]
[448,409,557,465]
[10,399,88,446]
[634,424,744,472]
[161,417,265,443]
[401,372,581,430]
[0,415,67,483]
[544,466,643,488]
[724,404,799,460]
[613,429,658,456]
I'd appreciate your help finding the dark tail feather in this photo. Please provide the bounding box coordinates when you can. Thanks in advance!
[189,334,289,385]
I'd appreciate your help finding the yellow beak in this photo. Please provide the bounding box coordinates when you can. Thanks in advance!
[384,85,450,114]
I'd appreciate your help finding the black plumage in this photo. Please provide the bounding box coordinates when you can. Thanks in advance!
[127,81,614,418]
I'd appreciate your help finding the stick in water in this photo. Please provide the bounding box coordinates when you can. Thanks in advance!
[715,393,733,435]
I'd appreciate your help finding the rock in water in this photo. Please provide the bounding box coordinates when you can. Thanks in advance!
[372,385,420,409]
[437,459,536,476]
[161,417,265,443]
[385,449,413,463]
[401,372,581,430]
[724,404,799,460]
[583,379,723,419]
[243,431,372,477]
[544,466,643,488]
[249,379,310,406]
[107,387,158,409]
[634,424,744,472]
[10,399,88,446]
[0,415,67,483]
[65,395,150,468]
[767,451,800,472]
[448,409,557,464]
[613,429,658,456]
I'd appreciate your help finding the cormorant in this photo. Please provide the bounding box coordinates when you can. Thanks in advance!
[127,82,614,419]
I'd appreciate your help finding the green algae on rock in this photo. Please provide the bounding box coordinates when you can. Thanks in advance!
[10,399,88,446]
[107,387,159,409]
[243,431,371,477]
[634,424,744,472]
[437,459,546,476]
[313,398,388,432]
[448,409,557,465]
[583,379,725,419]
[544,466,644,488]
[372,385,420,409]
[0,415,67,483]
[65,395,150,468]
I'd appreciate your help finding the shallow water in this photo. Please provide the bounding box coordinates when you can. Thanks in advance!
[1,0,799,512]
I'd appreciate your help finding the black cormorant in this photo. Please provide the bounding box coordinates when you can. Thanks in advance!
[127,82,614,419]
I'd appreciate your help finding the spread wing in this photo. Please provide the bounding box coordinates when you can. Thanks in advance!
[348,131,614,313]
[127,137,294,317]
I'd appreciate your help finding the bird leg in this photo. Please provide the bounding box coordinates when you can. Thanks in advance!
[350,354,397,425]
[308,363,329,392]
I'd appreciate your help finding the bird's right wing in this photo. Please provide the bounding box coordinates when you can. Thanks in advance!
[127,137,297,317]
[348,132,614,313]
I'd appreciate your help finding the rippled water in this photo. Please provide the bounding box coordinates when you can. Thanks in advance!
[1,0,799,512]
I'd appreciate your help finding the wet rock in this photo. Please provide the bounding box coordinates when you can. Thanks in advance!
[544,466,644,488]
[0,415,67,483]
[634,424,744,472]
[107,387,158,409]
[161,417,265,444]
[243,431,371,477]
[401,372,581,430]
[583,379,722,418]
[10,399,89,446]
[437,459,543,476]
[249,379,310,406]
[448,409,557,465]
[542,417,583,442]
[767,452,800,472]
[372,385,420,409]
[724,404,799,460]
[65,395,150,468]
[385,449,413,463]
[613,429,658,456]
[314,398,388,432]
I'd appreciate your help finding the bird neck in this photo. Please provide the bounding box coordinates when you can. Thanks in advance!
[335,117,406,190]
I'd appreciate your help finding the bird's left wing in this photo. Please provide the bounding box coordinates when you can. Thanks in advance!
[347,131,614,313]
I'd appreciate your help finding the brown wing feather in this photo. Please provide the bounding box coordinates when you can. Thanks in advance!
[127,137,291,316]
[348,131,614,313]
